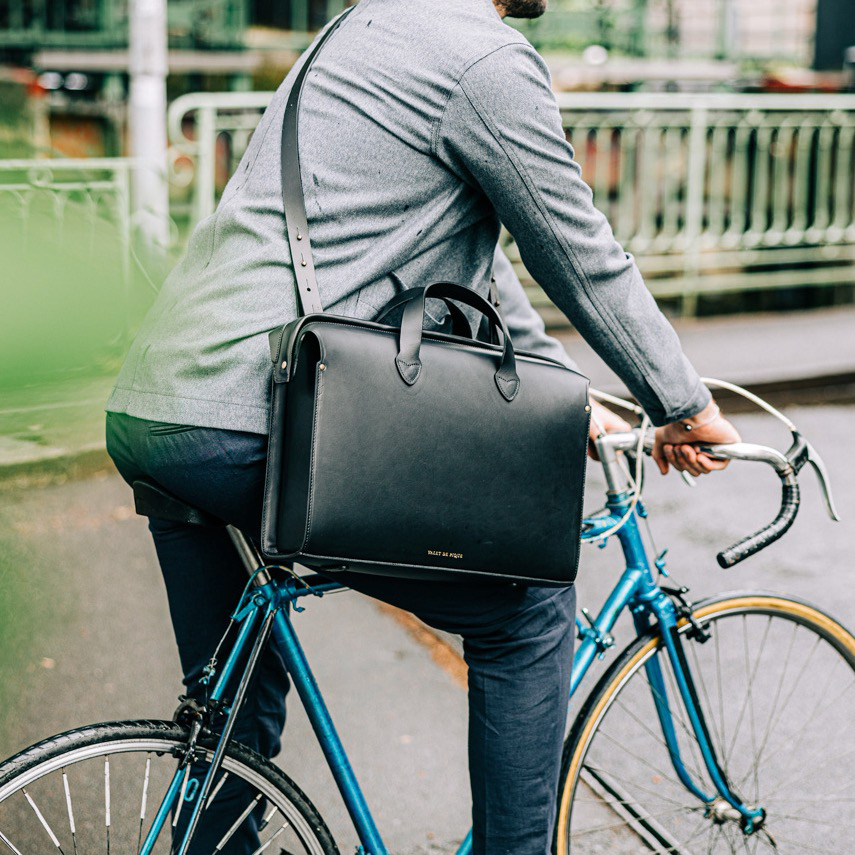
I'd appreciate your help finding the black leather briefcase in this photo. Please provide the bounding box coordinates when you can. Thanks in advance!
[260,11,590,586]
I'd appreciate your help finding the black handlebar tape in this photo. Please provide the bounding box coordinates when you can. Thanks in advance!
[716,481,800,568]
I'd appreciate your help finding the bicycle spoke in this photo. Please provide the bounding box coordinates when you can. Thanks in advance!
[734,619,798,794]
[104,758,111,855]
[762,702,855,800]
[755,633,822,756]
[767,812,855,830]
[706,821,719,855]
[22,788,65,853]
[675,810,713,851]
[689,630,726,763]
[571,803,699,837]
[250,821,290,855]
[766,833,853,855]
[763,786,855,803]
[754,664,855,798]
[138,754,152,854]
[740,614,767,802]
[0,831,25,855]
[62,769,79,855]
[594,727,699,793]
[722,617,773,777]
[207,770,230,808]
[583,763,690,809]
[612,694,682,759]
[257,805,277,832]
[715,626,726,760]
[721,822,739,854]
[214,793,263,852]
[171,767,191,828]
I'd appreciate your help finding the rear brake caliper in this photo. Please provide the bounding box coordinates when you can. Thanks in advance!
[172,696,208,768]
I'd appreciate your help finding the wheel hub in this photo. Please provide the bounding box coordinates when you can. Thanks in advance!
[707,798,767,834]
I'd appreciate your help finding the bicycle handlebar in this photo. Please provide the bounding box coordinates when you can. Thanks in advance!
[713,475,800,567]
[693,441,801,567]
[597,432,806,568]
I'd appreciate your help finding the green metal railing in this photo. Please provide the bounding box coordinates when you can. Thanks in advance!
[0,0,246,50]
[0,158,136,346]
[167,90,855,316]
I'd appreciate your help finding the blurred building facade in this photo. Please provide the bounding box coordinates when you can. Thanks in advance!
[1,0,849,161]
[0,0,852,324]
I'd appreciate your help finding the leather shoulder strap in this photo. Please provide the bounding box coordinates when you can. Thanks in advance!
[281,8,355,315]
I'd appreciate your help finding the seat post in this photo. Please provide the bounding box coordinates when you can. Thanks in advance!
[226,525,271,585]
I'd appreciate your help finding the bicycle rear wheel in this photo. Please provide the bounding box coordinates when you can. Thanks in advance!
[0,720,338,855]
[555,592,855,854]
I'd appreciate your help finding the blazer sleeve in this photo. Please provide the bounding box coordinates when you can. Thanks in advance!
[435,43,710,426]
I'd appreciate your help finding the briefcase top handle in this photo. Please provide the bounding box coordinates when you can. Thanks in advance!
[396,282,520,401]
[281,7,355,316]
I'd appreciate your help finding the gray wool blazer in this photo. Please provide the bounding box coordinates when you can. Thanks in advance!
[107,0,710,433]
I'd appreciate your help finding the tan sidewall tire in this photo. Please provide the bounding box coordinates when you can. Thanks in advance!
[553,593,855,854]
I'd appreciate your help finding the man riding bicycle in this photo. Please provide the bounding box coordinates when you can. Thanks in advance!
[105,0,738,851]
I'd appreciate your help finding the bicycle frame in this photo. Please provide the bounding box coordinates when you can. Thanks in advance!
[144,487,763,855]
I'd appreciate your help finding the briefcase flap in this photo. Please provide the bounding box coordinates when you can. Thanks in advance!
[273,319,589,585]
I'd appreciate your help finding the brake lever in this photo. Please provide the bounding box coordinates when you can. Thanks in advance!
[786,431,841,522]
[805,440,841,521]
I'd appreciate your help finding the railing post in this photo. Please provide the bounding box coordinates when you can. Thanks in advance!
[116,163,133,347]
[291,0,309,32]
[129,0,170,257]
[193,106,217,226]
[683,102,709,316]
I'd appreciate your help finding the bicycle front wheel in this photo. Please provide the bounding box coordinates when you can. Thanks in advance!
[0,720,338,855]
[555,592,855,854]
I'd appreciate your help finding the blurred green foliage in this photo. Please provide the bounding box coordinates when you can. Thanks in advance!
[0,182,148,389]
[0,82,35,159]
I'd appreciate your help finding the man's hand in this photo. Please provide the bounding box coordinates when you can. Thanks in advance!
[652,400,741,477]
[588,399,632,460]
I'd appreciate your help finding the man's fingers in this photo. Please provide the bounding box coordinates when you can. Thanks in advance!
[673,444,698,476]
[651,444,669,475]
[696,451,729,472]
[663,443,680,473]
[675,446,729,475]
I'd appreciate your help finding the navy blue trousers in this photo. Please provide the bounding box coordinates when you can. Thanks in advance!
[106,412,576,855]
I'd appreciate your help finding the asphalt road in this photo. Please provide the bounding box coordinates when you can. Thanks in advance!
[0,401,853,854]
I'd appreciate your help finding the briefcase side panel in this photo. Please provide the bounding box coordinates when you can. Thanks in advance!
[300,323,589,584]
[266,331,322,556]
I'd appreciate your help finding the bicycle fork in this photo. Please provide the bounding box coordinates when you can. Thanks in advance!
[642,597,767,836]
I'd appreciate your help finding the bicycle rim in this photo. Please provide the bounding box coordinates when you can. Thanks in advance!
[0,720,338,855]
[555,593,855,854]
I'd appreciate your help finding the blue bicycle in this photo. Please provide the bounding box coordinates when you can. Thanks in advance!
[0,394,851,855]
